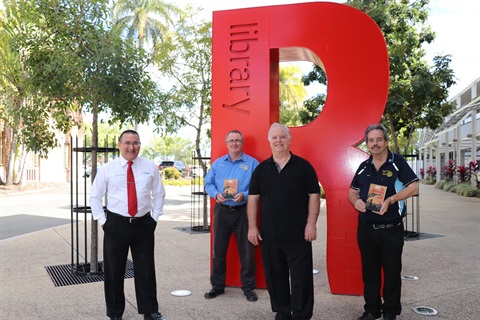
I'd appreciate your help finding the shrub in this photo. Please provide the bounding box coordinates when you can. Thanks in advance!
[442,181,456,192]
[456,165,470,183]
[435,180,446,189]
[442,160,455,181]
[455,183,479,197]
[162,167,181,180]
[419,168,425,179]
[425,166,437,183]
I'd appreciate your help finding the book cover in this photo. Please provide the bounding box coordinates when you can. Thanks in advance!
[223,179,238,199]
[365,183,387,213]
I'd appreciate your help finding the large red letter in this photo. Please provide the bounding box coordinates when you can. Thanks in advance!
[211,2,389,295]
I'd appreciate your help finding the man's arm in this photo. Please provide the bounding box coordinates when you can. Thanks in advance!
[89,167,108,225]
[247,194,262,246]
[304,193,320,241]
[348,187,366,213]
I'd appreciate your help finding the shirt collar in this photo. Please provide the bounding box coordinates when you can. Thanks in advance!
[222,152,245,163]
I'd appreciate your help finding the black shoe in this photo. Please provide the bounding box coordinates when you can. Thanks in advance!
[275,312,292,320]
[204,288,225,299]
[383,314,396,320]
[358,313,380,320]
[244,289,258,302]
[144,313,166,320]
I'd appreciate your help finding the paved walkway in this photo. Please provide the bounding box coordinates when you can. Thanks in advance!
[0,183,479,319]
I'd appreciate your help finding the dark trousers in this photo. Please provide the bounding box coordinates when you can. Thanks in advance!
[260,240,314,320]
[357,222,405,317]
[211,203,256,291]
[103,213,158,317]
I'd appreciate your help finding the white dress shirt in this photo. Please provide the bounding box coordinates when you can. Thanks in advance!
[89,155,166,225]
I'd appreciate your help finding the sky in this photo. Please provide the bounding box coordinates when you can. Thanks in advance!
[175,0,479,99]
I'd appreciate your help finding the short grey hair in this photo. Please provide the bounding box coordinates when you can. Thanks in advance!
[268,123,291,141]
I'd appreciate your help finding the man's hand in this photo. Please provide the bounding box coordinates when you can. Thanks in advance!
[216,193,226,203]
[248,226,262,246]
[304,224,317,242]
[232,192,244,203]
[354,198,367,212]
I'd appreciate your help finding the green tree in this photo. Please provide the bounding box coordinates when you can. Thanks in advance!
[347,0,455,153]
[152,8,211,176]
[2,0,158,181]
[2,0,160,271]
[141,135,194,163]
[279,63,308,126]
[300,1,455,153]
[112,0,182,50]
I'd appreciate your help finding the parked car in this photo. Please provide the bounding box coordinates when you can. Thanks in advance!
[83,166,92,178]
[190,165,203,177]
[158,160,185,172]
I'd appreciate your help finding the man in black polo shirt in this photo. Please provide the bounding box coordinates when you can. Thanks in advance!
[348,124,419,320]
[248,123,320,320]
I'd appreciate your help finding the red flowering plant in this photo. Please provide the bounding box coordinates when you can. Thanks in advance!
[468,160,480,187]
[426,166,436,182]
[442,160,456,181]
[456,165,469,183]
[419,168,425,179]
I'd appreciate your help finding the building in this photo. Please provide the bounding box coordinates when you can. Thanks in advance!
[418,77,480,182]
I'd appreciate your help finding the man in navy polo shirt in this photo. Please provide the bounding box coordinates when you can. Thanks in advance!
[248,123,320,320]
[204,129,259,302]
[349,124,419,320]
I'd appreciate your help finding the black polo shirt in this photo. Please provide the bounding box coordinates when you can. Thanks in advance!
[249,153,320,241]
[350,151,418,224]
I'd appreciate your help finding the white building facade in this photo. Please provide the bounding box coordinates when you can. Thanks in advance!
[417,77,480,183]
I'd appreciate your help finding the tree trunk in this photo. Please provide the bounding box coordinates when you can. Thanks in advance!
[90,101,99,273]
[387,113,400,153]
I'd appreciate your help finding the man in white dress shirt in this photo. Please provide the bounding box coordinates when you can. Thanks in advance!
[90,129,167,320]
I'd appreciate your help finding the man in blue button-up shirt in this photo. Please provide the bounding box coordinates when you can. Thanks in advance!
[203,130,259,302]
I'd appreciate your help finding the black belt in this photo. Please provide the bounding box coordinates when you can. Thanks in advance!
[361,221,402,230]
[220,203,247,210]
[107,210,151,223]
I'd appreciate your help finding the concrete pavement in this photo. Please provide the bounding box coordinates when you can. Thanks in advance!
[0,183,479,319]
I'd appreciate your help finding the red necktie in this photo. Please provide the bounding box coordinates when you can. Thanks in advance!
[127,161,137,217]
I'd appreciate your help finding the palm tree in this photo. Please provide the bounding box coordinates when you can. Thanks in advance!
[279,63,308,126]
[112,0,182,50]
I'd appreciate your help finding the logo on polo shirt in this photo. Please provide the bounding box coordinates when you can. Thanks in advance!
[382,170,393,177]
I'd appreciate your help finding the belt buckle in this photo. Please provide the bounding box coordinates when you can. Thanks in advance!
[372,224,381,230]
[129,217,135,223]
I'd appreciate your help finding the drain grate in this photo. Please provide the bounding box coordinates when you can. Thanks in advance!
[45,260,134,287]
[404,232,444,242]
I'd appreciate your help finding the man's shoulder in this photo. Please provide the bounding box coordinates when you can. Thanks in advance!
[242,153,260,164]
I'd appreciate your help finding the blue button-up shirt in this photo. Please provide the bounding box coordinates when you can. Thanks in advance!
[204,152,259,206]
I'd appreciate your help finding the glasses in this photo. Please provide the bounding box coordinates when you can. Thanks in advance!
[227,139,243,144]
[122,141,141,147]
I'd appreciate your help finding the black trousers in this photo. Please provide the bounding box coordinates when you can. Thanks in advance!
[260,239,314,320]
[103,213,158,317]
[357,222,404,317]
[210,203,256,291]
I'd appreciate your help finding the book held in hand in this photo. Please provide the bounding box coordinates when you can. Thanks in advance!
[366,183,387,213]
[223,179,238,199]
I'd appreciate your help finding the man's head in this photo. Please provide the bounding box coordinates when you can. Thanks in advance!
[225,130,244,156]
[118,130,141,162]
[364,124,389,156]
[268,123,291,154]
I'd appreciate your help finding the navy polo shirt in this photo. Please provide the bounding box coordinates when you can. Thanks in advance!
[249,153,320,241]
[350,152,418,224]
